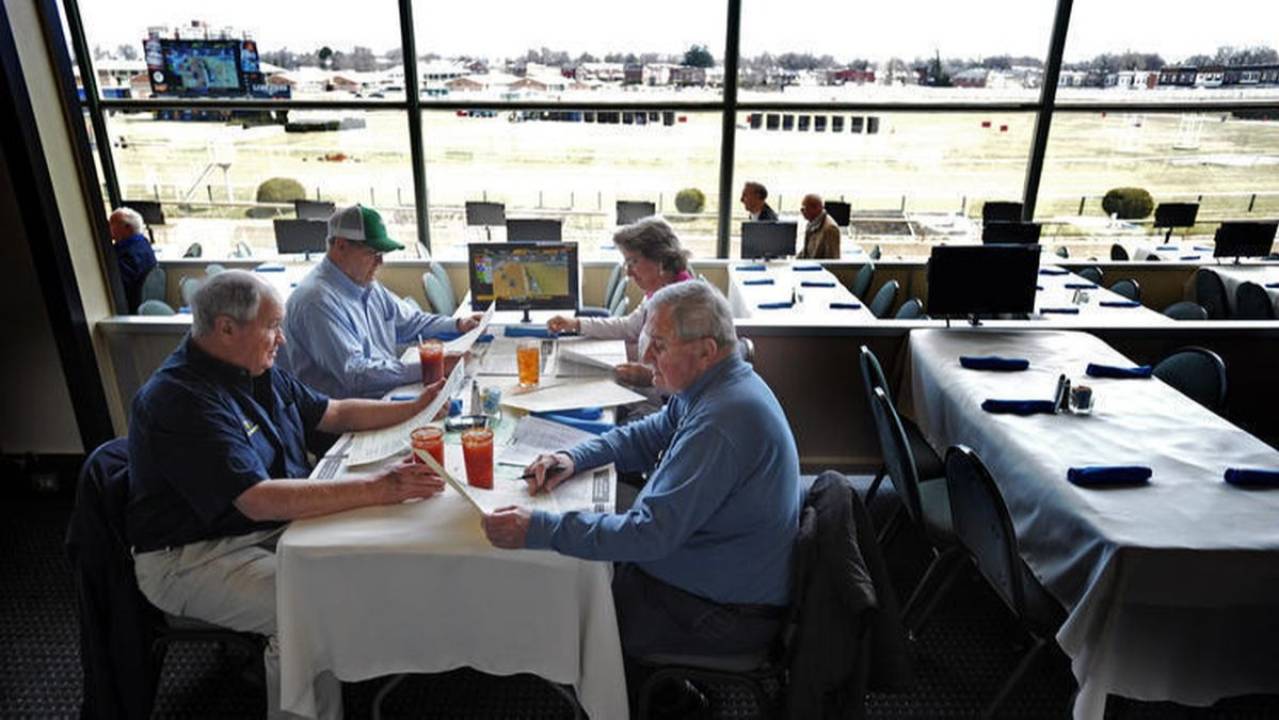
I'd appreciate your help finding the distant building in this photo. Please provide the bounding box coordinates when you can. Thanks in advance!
[951,68,989,88]
[829,68,876,85]
[671,66,707,86]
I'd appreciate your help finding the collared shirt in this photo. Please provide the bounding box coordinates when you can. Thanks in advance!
[525,354,802,606]
[281,257,456,399]
[114,233,157,312]
[126,337,330,552]
[750,203,779,223]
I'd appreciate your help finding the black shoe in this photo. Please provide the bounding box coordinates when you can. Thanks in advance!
[651,678,710,719]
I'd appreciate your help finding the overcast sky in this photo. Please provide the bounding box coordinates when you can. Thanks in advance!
[75,0,1278,64]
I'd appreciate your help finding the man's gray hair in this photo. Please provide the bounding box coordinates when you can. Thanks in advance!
[613,215,690,274]
[191,270,278,337]
[648,280,737,351]
[110,207,145,234]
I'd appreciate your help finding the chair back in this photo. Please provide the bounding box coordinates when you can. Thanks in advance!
[1154,346,1227,412]
[894,297,925,320]
[1054,246,1069,259]
[1162,301,1208,321]
[1077,266,1103,285]
[1108,278,1141,301]
[1234,282,1275,320]
[140,266,166,305]
[943,446,1026,618]
[182,242,203,258]
[869,387,926,529]
[138,299,175,316]
[607,273,630,310]
[737,337,755,365]
[1193,268,1229,319]
[204,263,226,276]
[1109,243,1129,261]
[179,277,201,307]
[609,278,631,316]
[868,245,882,260]
[423,272,457,316]
[858,345,890,403]
[851,262,875,298]
[429,262,455,299]
[868,280,899,318]
[602,262,625,307]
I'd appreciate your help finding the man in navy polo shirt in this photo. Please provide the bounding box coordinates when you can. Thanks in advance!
[109,207,157,312]
[128,270,448,720]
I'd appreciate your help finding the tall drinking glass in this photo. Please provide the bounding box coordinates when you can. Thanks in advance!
[516,339,540,388]
[461,428,494,489]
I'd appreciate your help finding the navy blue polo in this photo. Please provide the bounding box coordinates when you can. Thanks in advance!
[126,336,330,551]
[114,232,157,312]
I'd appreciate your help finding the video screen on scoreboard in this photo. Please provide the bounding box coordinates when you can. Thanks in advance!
[146,39,243,96]
[468,242,579,311]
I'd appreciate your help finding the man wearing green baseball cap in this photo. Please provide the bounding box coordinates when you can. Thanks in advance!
[282,204,482,399]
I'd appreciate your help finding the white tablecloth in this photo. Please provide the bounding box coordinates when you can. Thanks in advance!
[1206,265,1279,315]
[727,261,877,324]
[1115,238,1215,263]
[278,398,627,718]
[254,263,315,299]
[906,329,1279,719]
[1032,266,1174,326]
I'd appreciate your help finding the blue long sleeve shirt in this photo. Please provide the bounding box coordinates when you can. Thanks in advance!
[114,233,157,312]
[281,258,457,399]
[525,354,802,606]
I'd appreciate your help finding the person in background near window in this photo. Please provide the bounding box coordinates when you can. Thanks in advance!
[546,216,693,389]
[740,181,778,222]
[484,282,801,705]
[109,207,157,313]
[798,193,841,260]
[128,270,450,720]
[282,204,482,399]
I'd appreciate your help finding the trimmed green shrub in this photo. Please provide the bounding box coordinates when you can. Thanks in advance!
[674,187,706,214]
[1101,187,1154,220]
[249,177,307,218]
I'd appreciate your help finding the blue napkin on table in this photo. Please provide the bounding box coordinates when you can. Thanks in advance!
[1265,283,1279,289]
[178,306,191,314]
[829,302,862,310]
[981,399,1057,415]
[1039,268,1069,276]
[1099,300,1141,308]
[255,263,286,272]
[960,355,1030,372]
[1193,245,1215,252]
[757,301,794,309]
[1157,244,1179,251]
[1040,307,1080,315]
[1179,256,1201,261]
[504,326,556,339]
[1036,285,1045,291]
[1067,466,1152,487]
[1065,282,1098,290]
[431,331,496,343]
[535,413,614,436]
[737,264,767,272]
[534,406,603,421]
[1224,468,1279,487]
[801,280,836,288]
[793,265,823,272]
[743,278,774,286]
[1086,363,1152,379]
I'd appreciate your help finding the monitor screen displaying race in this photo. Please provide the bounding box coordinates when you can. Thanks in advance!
[468,242,579,310]
[160,40,243,94]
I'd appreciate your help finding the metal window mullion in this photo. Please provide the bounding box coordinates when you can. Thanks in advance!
[716,0,743,259]
[61,0,122,209]
[398,0,430,252]
[1022,0,1074,220]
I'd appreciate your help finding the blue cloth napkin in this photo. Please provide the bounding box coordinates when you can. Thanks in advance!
[829,302,862,310]
[1193,245,1215,252]
[1039,268,1069,276]
[1265,282,1279,289]
[960,355,1029,372]
[1179,255,1201,261]
[1085,362,1152,379]
[1224,468,1279,487]
[757,301,795,309]
[432,331,496,343]
[536,413,614,435]
[1157,244,1179,251]
[504,326,556,338]
[1065,282,1099,289]
[255,263,286,272]
[792,265,823,272]
[737,264,767,272]
[1036,285,1045,291]
[178,306,191,314]
[534,406,603,421]
[1099,300,1141,308]
[1040,307,1080,315]
[801,280,836,288]
[1067,466,1152,487]
[981,399,1057,415]
[743,278,774,286]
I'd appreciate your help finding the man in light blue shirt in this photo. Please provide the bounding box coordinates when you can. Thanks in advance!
[282,204,481,399]
[482,281,801,662]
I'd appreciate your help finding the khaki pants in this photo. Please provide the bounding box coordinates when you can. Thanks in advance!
[134,528,342,719]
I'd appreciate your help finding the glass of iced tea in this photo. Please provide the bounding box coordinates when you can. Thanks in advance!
[516,339,540,388]
[419,339,445,384]
[461,428,494,489]
[410,426,444,467]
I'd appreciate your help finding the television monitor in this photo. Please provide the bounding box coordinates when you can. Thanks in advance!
[926,244,1042,318]
[148,39,244,96]
[122,200,165,225]
[465,201,506,227]
[741,221,798,259]
[295,200,336,221]
[273,219,328,255]
[1155,202,1199,228]
[1213,221,1278,260]
[981,221,1042,245]
[823,200,851,227]
[506,218,563,243]
[616,201,656,226]
[469,242,579,311]
[982,201,1023,224]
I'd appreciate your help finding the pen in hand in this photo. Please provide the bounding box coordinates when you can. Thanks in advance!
[519,463,565,481]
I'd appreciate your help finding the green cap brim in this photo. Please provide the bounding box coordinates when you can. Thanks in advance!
[359,206,405,252]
